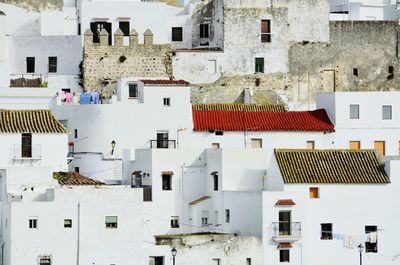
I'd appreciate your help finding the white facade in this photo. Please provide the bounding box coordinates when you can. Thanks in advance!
[263,156,400,265]
[330,0,400,20]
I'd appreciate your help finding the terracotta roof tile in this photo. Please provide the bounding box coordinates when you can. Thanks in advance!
[274,149,390,184]
[192,103,286,112]
[189,196,211,205]
[140,79,190,86]
[53,172,106,186]
[192,109,334,132]
[277,243,293,249]
[0,109,67,133]
[275,199,296,206]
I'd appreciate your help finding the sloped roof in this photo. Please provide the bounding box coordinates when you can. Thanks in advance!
[189,196,211,205]
[274,149,389,184]
[0,109,67,133]
[192,109,334,132]
[140,79,190,86]
[53,172,105,186]
[192,103,286,112]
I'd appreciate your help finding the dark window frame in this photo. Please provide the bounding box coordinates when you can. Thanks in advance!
[26,57,35,73]
[261,20,271,43]
[64,219,72,228]
[365,225,378,253]
[128,83,138,98]
[119,21,130,36]
[172,27,183,42]
[279,249,290,262]
[200,23,209,38]
[213,174,218,191]
[321,223,333,240]
[162,174,172,190]
[255,57,265,73]
[21,133,32,158]
[48,56,57,73]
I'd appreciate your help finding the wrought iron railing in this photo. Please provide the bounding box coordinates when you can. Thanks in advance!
[271,222,301,238]
[150,140,176,149]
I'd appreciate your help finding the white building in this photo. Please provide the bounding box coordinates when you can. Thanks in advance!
[263,149,400,265]
[330,0,400,20]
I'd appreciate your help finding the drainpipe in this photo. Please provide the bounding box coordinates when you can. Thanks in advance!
[77,202,80,265]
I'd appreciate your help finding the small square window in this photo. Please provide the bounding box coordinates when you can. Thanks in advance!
[38,255,52,265]
[163,97,171,107]
[382,105,392,120]
[212,259,220,265]
[74,167,79,173]
[309,187,319,199]
[306,141,315,149]
[105,216,118,228]
[128,83,138,98]
[212,143,220,149]
[171,216,179,228]
[172,27,183,42]
[349,104,359,119]
[280,249,289,262]
[251,138,262,148]
[29,217,38,229]
[349,141,361,150]
[321,223,333,240]
[64,219,72,228]
[215,131,223,136]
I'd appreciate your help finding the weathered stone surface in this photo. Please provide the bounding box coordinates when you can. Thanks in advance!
[0,0,63,11]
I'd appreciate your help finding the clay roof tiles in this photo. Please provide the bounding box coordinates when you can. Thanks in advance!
[192,103,286,112]
[192,109,334,132]
[274,149,390,184]
[53,172,106,186]
[0,109,68,133]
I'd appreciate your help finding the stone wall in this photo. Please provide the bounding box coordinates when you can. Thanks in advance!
[83,29,173,95]
[191,20,400,104]
[0,0,63,11]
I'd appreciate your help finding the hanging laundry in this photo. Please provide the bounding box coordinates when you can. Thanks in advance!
[343,235,356,249]
[65,92,72,105]
[369,232,377,244]
[59,91,66,102]
[80,93,91,104]
[91,92,100,104]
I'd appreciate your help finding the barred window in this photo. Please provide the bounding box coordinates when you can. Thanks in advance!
[105,216,118,228]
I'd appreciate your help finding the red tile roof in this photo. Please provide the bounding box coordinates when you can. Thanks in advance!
[140,79,190,86]
[53,172,105,186]
[275,199,296,206]
[277,243,293,249]
[192,109,335,132]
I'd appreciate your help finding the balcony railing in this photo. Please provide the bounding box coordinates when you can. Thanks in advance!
[13,144,41,160]
[150,140,176,149]
[271,222,301,242]
[9,75,48,88]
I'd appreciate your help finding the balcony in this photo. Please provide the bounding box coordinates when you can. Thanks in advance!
[150,140,176,149]
[9,75,48,88]
[13,144,42,160]
[271,222,301,242]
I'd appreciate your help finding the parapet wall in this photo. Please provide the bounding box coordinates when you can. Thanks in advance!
[82,28,173,95]
[0,0,63,11]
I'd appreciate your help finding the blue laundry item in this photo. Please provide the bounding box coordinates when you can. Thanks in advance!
[91,92,100,104]
[80,93,91,104]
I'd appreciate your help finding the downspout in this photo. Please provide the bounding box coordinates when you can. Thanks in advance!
[77,202,80,265]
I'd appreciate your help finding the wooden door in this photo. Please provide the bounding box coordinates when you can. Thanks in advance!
[279,211,291,236]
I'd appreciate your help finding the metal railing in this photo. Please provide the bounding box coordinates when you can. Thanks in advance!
[13,144,42,159]
[272,222,301,238]
[150,140,176,149]
[9,74,48,88]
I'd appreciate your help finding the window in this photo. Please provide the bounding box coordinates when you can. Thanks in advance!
[170,216,179,228]
[213,173,218,191]
[280,250,289,262]
[279,211,291,236]
[128,83,138,98]
[374,141,385,156]
[246,258,252,265]
[251,138,262,148]
[200,24,209,38]
[64,219,72,228]
[349,104,359,119]
[157,132,169,148]
[26,57,35,73]
[162,173,172,190]
[321,223,333,240]
[388,66,394,79]
[208,59,217,74]
[171,27,183,42]
[29,217,38,229]
[38,255,51,265]
[261,20,271,43]
[212,259,220,265]
[309,187,319,199]
[105,216,118,228]
[163,97,171,107]
[48,56,57,73]
[353,68,358,76]
[382,105,392,120]
[365,225,377,253]
[74,167,79,173]
[225,209,230,223]
[306,141,315,149]
[349,141,361,150]
[215,131,223,136]
[201,210,209,226]
[21,133,32,158]
[90,21,112,45]
[74,129,78,139]
[119,21,130,36]
[212,143,220,149]
[255,58,264,73]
